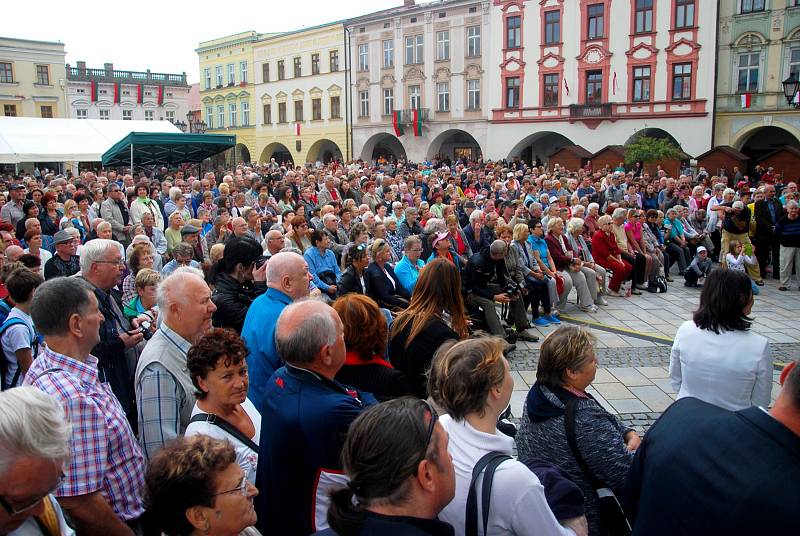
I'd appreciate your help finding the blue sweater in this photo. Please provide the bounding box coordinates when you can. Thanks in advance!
[775,215,800,248]
[394,255,425,294]
[303,247,341,292]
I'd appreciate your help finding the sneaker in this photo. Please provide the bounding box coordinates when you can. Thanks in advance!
[607,289,622,297]
[532,317,550,327]
[515,330,540,342]
[544,314,561,324]
[631,288,642,295]
[595,297,609,306]
[579,304,598,313]
[503,343,517,356]
[755,280,765,286]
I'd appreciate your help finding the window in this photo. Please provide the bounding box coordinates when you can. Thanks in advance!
[75,109,87,119]
[166,110,175,122]
[229,103,237,126]
[405,35,423,64]
[635,0,653,33]
[227,63,235,85]
[437,82,450,111]
[467,26,481,57]
[383,88,394,115]
[145,110,154,121]
[330,50,339,72]
[737,52,760,93]
[294,100,303,122]
[204,68,211,89]
[98,109,108,120]
[312,54,320,75]
[506,16,521,48]
[543,73,559,107]
[206,106,214,128]
[294,57,302,78]
[278,102,287,123]
[240,61,248,83]
[544,11,561,45]
[3,104,16,117]
[277,61,285,80]
[0,63,12,83]
[741,0,766,14]
[506,77,520,108]
[672,63,692,100]
[215,66,223,86]
[330,96,341,118]
[789,48,800,79]
[436,31,450,61]
[632,66,651,101]
[123,109,132,120]
[36,64,50,85]
[467,79,480,110]
[358,44,369,71]
[312,98,321,120]
[383,40,394,68]
[409,85,421,109]
[587,4,604,39]
[262,63,269,83]
[263,103,271,124]
[586,70,603,104]
[675,0,695,28]
[359,90,369,117]
[40,105,53,118]
[241,102,250,125]
[217,105,225,127]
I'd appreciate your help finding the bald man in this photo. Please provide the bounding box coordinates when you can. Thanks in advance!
[241,252,312,410]
[254,300,377,535]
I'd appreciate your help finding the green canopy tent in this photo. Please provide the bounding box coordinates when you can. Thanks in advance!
[101,132,236,168]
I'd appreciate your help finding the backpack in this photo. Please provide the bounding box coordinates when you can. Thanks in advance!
[0,298,11,325]
[465,451,512,536]
[0,317,38,390]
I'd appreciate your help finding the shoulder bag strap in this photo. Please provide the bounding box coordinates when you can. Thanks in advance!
[465,451,512,536]
[564,397,606,491]
[189,412,259,452]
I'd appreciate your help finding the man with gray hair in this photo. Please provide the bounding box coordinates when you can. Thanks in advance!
[80,239,143,431]
[254,299,377,535]
[0,387,74,535]
[241,251,312,411]
[135,267,217,460]
[23,277,144,535]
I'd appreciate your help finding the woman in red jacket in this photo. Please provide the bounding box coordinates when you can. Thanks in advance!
[592,215,633,296]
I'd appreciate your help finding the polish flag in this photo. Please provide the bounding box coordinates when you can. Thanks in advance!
[295,122,301,136]
[741,93,752,109]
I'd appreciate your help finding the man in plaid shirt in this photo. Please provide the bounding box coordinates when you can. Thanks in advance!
[24,277,145,536]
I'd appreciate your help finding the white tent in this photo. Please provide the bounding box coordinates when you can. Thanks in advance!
[0,116,181,164]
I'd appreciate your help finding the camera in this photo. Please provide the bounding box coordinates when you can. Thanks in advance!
[504,281,523,297]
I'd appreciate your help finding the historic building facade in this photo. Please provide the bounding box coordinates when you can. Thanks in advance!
[714,1,800,168]
[486,0,717,165]
[197,31,263,163]
[66,62,190,124]
[345,0,492,163]
[254,22,348,165]
[0,37,66,118]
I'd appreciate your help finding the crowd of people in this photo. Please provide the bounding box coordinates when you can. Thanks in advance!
[0,155,798,536]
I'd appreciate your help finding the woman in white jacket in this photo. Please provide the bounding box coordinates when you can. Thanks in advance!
[430,337,586,536]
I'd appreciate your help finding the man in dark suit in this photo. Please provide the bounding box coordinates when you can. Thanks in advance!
[624,361,800,535]
[753,184,784,279]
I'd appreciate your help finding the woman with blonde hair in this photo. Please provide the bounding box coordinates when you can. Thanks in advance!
[389,258,468,397]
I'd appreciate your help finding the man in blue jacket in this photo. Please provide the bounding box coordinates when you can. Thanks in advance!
[255,299,377,536]
[241,251,311,411]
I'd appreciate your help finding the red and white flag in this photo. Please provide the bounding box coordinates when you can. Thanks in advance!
[563,77,570,96]
[741,93,752,109]
[295,122,301,136]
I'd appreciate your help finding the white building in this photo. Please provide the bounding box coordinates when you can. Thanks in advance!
[487,0,717,166]
[66,61,191,124]
[346,0,492,163]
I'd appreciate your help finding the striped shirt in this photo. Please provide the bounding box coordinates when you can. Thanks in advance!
[24,346,145,521]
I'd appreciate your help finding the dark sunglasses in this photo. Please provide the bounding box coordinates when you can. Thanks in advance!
[414,399,439,474]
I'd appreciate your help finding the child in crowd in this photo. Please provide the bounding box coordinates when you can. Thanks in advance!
[726,240,760,295]
[684,245,713,287]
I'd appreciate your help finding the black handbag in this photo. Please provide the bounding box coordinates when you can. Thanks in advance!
[465,451,512,536]
[190,412,259,452]
[317,270,338,287]
[564,398,632,536]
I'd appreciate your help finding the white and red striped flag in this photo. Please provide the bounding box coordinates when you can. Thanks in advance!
[741,93,752,109]
[295,122,301,136]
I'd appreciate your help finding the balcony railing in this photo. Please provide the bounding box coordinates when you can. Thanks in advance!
[397,108,430,122]
[67,66,188,86]
[569,103,613,119]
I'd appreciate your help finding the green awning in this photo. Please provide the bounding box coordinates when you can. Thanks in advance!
[102,132,236,167]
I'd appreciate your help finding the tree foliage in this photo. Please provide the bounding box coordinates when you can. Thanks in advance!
[625,136,681,165]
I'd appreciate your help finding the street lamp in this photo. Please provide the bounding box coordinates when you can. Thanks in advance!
[174,120,187,132]
[782,74,800,107]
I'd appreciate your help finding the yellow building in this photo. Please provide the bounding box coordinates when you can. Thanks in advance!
[197,31,265,165]
[0,36,67,118]
[253,22,349,165]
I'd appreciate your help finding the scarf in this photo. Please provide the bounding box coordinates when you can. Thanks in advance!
[343,351,393,368]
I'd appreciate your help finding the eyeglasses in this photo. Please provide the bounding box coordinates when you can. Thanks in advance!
[213,475,249,498]
[95,259,125,267]
[0,472,64,516]
[415,399,439,474]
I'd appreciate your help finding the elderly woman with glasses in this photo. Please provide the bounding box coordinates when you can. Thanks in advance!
[146,435,260,536]
[566,218,608,305]
[394,235,426,294]
[592,215,633,297]
[545,217,600,313]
